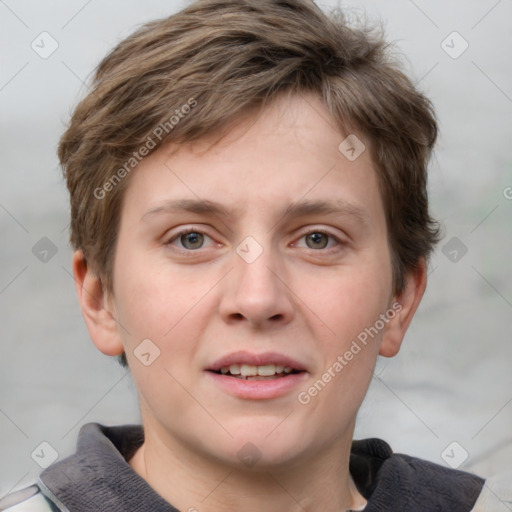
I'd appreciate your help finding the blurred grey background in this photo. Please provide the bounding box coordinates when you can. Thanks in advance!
[1,0,511,496]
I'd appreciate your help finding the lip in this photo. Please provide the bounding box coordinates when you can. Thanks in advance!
[205,350,308,400]
[207,350,307,372]
[205,370,308,400]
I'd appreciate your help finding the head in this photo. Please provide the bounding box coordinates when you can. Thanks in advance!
[62,0,440,470]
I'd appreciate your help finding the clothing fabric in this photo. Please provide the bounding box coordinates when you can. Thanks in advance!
[1,422,509,511]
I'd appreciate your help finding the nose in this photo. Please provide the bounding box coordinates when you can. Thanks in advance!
[219,240,295,329]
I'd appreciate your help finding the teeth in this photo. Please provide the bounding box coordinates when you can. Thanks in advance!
[219,364,295,377]
[257,364,276,376]
[240,364,257,376]
[229,364,241,375]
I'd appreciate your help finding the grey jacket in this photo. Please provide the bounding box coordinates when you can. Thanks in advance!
[1,423,510,511]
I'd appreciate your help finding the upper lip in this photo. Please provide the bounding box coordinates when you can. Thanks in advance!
[207,351,307,372]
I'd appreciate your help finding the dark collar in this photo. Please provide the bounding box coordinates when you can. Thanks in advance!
[39,423,484,512]
[40,423,177,512]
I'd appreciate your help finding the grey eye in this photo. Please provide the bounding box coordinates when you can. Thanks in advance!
[180,232,205,249]
[305,232,329,249]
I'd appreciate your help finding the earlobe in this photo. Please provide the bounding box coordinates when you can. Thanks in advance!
[72,250,125,357]
[379,260,427,358]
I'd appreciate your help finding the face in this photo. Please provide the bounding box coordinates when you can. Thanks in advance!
[90,93,417,470]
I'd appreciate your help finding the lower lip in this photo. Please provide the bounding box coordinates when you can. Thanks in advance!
[205,371,308,400]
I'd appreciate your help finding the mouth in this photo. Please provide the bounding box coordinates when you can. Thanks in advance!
[211,364,300,380]
[205,351,308,399]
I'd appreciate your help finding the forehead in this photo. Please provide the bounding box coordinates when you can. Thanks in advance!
[120,93,384,228]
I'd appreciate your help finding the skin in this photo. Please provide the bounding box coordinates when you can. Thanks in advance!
[73,92,426,512]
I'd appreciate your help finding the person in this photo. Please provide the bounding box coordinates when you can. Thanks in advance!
[1,0,509,510]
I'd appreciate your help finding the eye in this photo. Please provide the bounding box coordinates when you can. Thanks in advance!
[167,229,215,250]
[304,232,330,249]
[295,230,342,251]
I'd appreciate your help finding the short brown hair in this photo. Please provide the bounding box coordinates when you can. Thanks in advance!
[59,0,440,299]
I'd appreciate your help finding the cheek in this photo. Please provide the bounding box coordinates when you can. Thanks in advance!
[112,258,211,410]
[297,269,390,426]
[298,262,392,344]
[112,248,209,352]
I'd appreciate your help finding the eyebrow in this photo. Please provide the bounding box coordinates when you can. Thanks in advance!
[141,198,369,226]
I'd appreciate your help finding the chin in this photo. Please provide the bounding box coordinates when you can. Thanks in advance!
[209,422,312,470]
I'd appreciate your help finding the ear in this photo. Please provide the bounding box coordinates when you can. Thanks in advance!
[379,259,427,358]
[72,250,124,357]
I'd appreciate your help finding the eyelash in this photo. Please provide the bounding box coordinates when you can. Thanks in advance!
[165,226,345,253]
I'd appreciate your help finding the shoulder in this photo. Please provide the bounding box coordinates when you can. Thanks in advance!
[470,472,512,512]
[351,438,487,511]
[387,451,485,510]
[0,485,61,512]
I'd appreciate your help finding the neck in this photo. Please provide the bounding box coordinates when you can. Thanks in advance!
[129,423,366,512]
